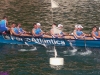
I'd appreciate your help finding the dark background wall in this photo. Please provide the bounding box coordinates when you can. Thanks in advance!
[0,0,100,33]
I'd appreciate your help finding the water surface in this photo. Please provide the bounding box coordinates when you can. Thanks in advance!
[0,44,100,75]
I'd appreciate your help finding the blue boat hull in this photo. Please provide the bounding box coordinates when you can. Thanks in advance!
[0,34,100,47]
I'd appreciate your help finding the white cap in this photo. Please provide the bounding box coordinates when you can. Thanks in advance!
[99,27,100,30]
[77,24,83,28]
[36,23,41,26]
[75,25,78,28]
[58,24,63,27]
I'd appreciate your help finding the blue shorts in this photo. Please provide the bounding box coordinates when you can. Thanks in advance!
[0,27,8,32]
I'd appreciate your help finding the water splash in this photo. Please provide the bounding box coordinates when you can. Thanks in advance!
[63,48,77,56]
[36,41,47,48]
[18,45,37,52]
[78,39,92,56]
[63,50,76,56]
[69,49,77,53]
[46,50,54,52]
[18,49,28,51]
[62,40,78,56]
[69,40,77,53]
[78,49,92,56]
[63,51,68,54]
[24,42,29,46]
[29,47,37,51]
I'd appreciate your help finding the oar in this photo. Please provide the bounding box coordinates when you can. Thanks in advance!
[20,35,30,46]
[53,38,58,58]
[54,46,57,58]
[83,36,87,50]
[10,35,29,46]
[24,41,29,46]
[41,37,47,48]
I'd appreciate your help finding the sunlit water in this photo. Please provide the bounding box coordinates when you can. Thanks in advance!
[0,43,100,75]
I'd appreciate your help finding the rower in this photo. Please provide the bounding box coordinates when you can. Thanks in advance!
[16,23,30,36]
[16,23,26,34]
[0,16,10,34]
[65,24,79,39]
[91,26,100,40]
[73,24,85,39]
[32,23,44,37]
[32,23,51,38]
[10,23,21,36]
[72,24,78,39]
[50,23,63,38]
[32,23,38,37]
[36,23,45,35]
[57,24,65,38]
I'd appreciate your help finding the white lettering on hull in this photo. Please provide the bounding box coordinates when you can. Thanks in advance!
[31,38,65,46]
[3,35,66,46]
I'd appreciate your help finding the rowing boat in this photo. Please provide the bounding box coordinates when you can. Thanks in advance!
[0,33,100,47]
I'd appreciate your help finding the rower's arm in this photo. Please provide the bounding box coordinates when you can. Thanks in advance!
[98,31,100,37]
[10,29,20,36]
[6,20,8,26]
[81,32,86,37]
[73,30,84,39]
[91,31,99,38]
[50,29,54,35]
[73,30,78,38]
[32,29,36,36]
[40,29,45,34]
[32,29,41,36]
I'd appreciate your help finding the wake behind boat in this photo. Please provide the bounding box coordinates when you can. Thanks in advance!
[1,33,100,47]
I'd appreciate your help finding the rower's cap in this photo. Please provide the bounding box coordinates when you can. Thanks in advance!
[75,25,78,28]
[78,24,83,28]
[58,24,63,27]
[99,27,100,30]
[36,23,41,26]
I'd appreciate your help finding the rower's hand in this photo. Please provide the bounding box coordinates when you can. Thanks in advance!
[19,33,23,36]
[82,36,85,38]
[54,34,59,37]
[58,34,62,37]
[42,32,45,34]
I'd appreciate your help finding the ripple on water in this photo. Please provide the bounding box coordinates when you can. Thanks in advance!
[18,47,37,52]
[0,44,100,75]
